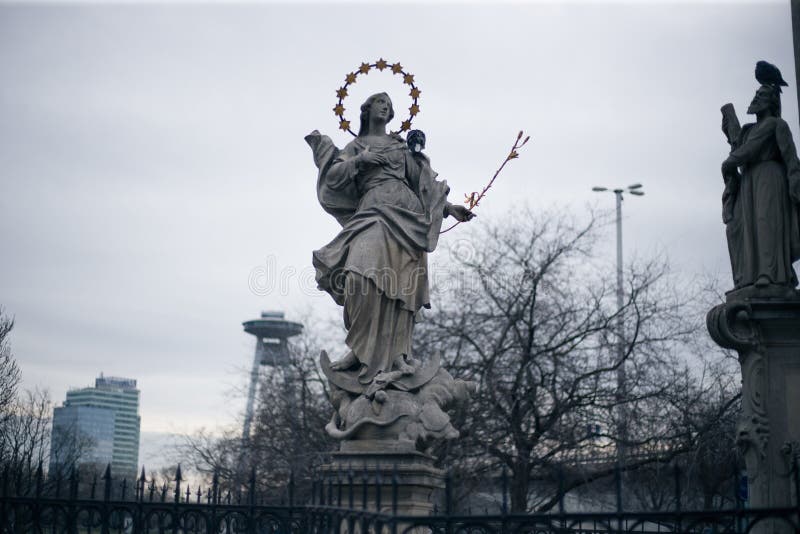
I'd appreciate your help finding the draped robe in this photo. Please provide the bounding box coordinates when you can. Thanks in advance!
[306,131,449,386]
[725,116,800,288]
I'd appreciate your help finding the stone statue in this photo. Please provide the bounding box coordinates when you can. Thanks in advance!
[708,62,800,529]
[306,92,476,451]
[720,61,800,295]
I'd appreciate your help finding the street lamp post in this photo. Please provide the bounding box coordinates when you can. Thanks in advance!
[591,184,644,471]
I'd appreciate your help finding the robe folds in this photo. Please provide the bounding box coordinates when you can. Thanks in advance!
[305,131,449,385]
[724,117,800,289]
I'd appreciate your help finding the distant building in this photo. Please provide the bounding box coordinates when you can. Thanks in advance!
[49,375,141,478]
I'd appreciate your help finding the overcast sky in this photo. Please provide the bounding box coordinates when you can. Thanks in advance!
[1,0,797,459]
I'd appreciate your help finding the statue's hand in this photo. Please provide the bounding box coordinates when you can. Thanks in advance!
[721,159,738,176]
[447,204,476,222]
[358,147,388,167]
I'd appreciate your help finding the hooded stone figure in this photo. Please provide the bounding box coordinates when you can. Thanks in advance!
[306,93,473,390]
[721,76,800,292]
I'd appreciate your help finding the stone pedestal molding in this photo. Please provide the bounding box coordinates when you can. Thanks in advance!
[320,439,444,518]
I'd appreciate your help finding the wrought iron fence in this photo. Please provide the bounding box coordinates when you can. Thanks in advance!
[2,460,799,533]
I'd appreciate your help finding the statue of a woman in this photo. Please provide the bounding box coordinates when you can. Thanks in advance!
[721,66,800,293]
[306,93,473,392]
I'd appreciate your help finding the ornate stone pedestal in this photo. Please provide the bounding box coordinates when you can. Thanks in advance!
[315,349,472,520]
[320,440,444,517]
[707,294,800,532]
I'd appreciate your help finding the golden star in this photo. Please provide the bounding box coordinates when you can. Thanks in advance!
[391,63,403,74]
[339,119,351,131]
[359,63,371,74]
[409,87,421,99]
[333,104,345,116]
[403,74,414,85]
[336,88,348,99]
[400,120,412,131]
[345,72,357,84]
[376,58,388,71]
[409,104,420,116]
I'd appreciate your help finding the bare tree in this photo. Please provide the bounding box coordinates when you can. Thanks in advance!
[0,308,21,427]
[179,323,337,502]
[0,307,96,492]
[47,419,98,481]
[0,389,52,487]
[415,208,725,513]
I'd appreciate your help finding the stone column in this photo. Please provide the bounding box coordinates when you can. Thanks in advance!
[707,296,800,531]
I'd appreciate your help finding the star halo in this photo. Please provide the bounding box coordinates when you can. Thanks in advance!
[332,59,421,137]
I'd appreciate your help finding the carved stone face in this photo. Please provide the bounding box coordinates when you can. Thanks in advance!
[368,94,392,124]
[747,85,774,115]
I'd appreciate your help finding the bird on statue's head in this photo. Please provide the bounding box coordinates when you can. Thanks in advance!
[755,60,788,93]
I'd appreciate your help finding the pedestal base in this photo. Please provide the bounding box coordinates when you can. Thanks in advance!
[320,440,444,517]
[708,295,800,533]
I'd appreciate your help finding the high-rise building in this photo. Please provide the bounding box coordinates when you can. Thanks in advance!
[49,375,141,477]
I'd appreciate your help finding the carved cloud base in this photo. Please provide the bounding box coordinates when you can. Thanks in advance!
[707,294,800,532]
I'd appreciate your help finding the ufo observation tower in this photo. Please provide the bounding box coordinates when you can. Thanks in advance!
[241,311,303,443]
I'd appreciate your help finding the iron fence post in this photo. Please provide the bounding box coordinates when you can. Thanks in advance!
[138,467,145,502]
[558,464,565,532]
[337,470,342,508]
[311,477,317,506]
[1,463,8,500]
[615,463,623,534]
[210,470,219,534]
[391,465,398,534]
[794,454,800,510]
[25,461,33,495]
[794,454,800,532]
[35,461,42,498]
[361,468,368,534]
[501,467,508,534]
[134,469,144,534]
[733,462,743,534]
[289,468,295,533]
[445,470,453,534]
[102,464,111,534]
[248,467,256,534]
[32,462,42,528]
[375,469,382,513]
[348,467,355,534]
[328,471,333,511]
[68,468,79,534]
[0,467,8,534]
[674,464,682,534]
[175,464,183,504]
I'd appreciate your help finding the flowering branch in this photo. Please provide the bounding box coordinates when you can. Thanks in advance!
[440,130,531,234]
